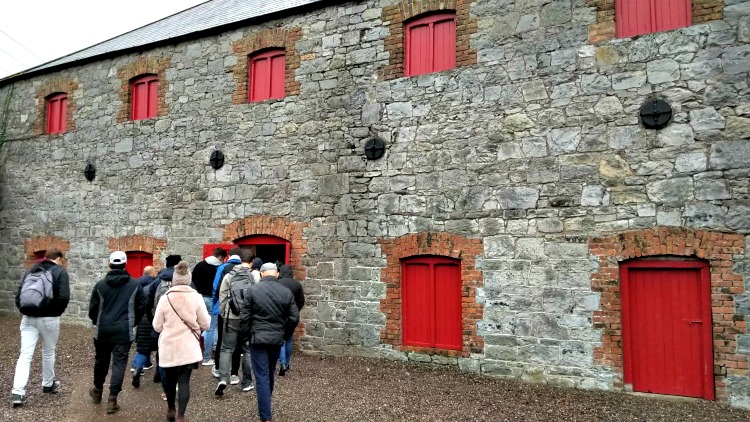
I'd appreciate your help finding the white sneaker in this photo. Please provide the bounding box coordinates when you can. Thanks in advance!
[214,381,227,396]
[242,384,255,392]
[202,358,215,366]
[211,367,220,378]
[230,375,240,385]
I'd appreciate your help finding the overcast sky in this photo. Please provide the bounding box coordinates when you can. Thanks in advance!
[0,0,207,79]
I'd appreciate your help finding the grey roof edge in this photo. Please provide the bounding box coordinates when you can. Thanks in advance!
[0,0,334,86]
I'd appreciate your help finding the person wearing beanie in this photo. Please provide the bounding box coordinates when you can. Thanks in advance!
[239,262,299,422]
[149,254,185,391]
[250,257,263,283]
[192,248,227,365]
[154,261,210,422]
[88,251,147,414]
[276,264,305,376]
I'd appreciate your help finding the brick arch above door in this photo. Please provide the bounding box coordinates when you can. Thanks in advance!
[378,232,484,357]
[24,235,70,268]
[589,227,747,403]
[222,215,309,280]
[108,235,167,270]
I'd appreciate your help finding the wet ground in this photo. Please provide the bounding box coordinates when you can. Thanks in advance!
[0,315,748,421]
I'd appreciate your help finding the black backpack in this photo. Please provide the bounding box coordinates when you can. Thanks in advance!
[227,268,256,316]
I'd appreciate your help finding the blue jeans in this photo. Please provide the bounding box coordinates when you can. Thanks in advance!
[202,296,218,359]
[250,344,281,422]
[132,352,153,375]
[279,338,293,366]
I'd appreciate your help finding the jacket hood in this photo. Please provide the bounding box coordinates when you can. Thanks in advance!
[227,256,241,263]
[136,274,155,287]
[206,256,223,266]
[158,267,174,281]
[278,265,293,279]
[106,269,132,286]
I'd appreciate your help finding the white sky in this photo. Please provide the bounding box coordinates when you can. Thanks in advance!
[0,0,207,79]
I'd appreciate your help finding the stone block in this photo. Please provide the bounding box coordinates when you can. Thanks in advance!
[485,235,515,258]
[496,187,539,209]
[647,58,680,84]
[674,153,707,173]
[690,108,726,131]
[516,237,546,259]
[548,127,581,155]
[646,178,694,204]
[581,185,609,206]
[695,179,731,200]
[657,124,695,147]
[710,141,750,170]
[727,203,750,231]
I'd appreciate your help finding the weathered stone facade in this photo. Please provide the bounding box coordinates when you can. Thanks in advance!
[1,0,750,407]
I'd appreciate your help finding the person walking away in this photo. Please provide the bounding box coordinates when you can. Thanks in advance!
[88,251,146,414]
[250,257,263,283]
[11,248,70,407]
[131,266,159,387]
[211,248,241,378]
[191,247,226,365]
[151,254,181,387]
[153,262,210,422]
[215,248,257,396]
[239,263,299,422]
[276,264,305,376]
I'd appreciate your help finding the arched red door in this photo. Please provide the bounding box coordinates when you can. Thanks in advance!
[125,251,153,278]
[235,235,290,266]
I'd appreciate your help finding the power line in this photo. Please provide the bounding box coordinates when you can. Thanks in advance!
[0,46,29,67]
[0,30,43,61]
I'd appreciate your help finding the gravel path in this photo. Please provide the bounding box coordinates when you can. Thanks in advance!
[0,316,748,421]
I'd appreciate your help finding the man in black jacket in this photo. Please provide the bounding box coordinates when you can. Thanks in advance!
[11,248,70,407]
[88,251,146,414]
[276,264,305,376]
[239,263,299,422]
[192,247,226,364]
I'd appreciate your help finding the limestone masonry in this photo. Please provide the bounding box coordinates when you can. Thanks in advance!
[1,0,750,408]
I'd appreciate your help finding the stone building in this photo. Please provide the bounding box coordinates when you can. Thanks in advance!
[1,0,749,407]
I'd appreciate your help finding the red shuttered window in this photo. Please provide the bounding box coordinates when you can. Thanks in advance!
[405,13,456,77]
[131,74,158,121]
[46,93,68,134]
[402,256,462,351]
[125,251,153,278]
[248,49,286,102]
[617,0,692,38]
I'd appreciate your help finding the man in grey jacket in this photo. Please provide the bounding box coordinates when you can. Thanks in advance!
[239,263,299,422]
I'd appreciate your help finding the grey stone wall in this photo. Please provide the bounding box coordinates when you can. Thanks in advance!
[1,0,750,406]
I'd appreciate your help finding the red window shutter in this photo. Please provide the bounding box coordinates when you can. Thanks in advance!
[131,75,158,120]
[617,0,691,38]
[249,49,286,102]
[46,93,67,134]
[402,256,462,350]
[405,13,456,77]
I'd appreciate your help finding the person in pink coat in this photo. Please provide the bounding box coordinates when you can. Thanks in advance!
[153,261,210,422]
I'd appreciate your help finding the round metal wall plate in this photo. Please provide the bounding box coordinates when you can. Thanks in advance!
[210,150,225,170]
[364,137,385,160]
[640,98,672,130]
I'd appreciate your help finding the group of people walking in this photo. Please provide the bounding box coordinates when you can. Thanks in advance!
[10,245,303,422]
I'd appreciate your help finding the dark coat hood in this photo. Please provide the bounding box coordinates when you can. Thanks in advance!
[106,269,133,287]
[278,265,293,279]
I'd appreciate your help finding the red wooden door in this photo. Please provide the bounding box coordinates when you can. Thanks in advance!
[125,251,153,278]
[202,243,234,260]
[235,235,291,265]
[402,256,462,350]
[621,260,714,400]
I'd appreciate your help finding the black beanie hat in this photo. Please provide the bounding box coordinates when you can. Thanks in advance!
[165,254,182,268]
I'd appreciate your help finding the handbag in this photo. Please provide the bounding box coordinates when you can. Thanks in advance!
[166,293,205,353]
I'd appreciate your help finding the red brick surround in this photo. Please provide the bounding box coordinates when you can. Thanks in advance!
[108,235,168,270]
[116,56,171,122]
[590,227,747,402]
[231,28,302,104]
[378,232,484,357]
[380,0,477,81]
[24,236,70,268]
[34,76,78,136]
[587,0,724,43]
[222,215,309,280]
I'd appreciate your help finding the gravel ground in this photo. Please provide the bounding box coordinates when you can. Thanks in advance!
[0,316,748,421]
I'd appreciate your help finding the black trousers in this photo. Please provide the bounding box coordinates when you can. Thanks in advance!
[163,365,193,417]
[93,339,131,396]
[214,315,241,374]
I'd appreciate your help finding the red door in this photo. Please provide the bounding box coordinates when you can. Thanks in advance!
[202,244,234,260]
[235,235,290,265]
[402,256,462,350]
[621,260,714,400]
[125,251,153,278]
